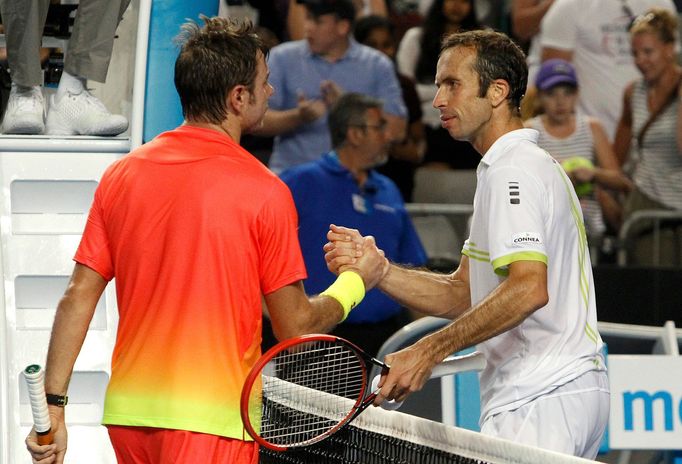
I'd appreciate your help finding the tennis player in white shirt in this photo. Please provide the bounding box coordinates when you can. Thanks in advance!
[324,29,609,459]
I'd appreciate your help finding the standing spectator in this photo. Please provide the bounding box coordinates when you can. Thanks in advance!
[256,0,407,173]
[525,59,631,240]
[397,0,482,169]
[354,15,426,201]
[614,7,682,266]
[24,17,385,464]
[540,0,676,141]
[0,0,129,135]
[276,93,427,356]
[510,0,555,119]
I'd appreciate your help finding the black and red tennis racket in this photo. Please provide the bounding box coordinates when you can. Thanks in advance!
[240,334,485,451]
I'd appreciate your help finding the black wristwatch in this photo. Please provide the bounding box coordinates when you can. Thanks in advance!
[46,393,68,407]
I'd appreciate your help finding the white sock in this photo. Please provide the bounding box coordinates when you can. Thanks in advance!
[56,71,86,102]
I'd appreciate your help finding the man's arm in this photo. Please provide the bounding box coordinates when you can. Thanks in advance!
[540,47,573,62]
[253,99,327,137]
[265,282,345,340]
[538,0,575,63]
[325,225,470,318]
[26,263,108,463]
[613,83,634,166]
[375,258,471,319]
[267,236,389,341]
[511,0,555,42]
[376,259,548,404]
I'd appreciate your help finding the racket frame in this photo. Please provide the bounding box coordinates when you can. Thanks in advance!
[240,334,387,451]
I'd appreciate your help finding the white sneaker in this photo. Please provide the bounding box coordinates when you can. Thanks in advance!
[1,84,45,135]
[45,89,128,136]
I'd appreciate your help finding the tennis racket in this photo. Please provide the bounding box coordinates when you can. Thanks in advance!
[240,334,485,451]
[24,364,54,445]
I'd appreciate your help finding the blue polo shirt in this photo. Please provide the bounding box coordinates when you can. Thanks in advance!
[280,152,427,323]
[267,39,407,173]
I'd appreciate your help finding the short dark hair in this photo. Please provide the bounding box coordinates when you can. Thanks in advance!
[328,93,383,148]
[441,30,527,113]
[174,16,269,124]
[300,0,356,24]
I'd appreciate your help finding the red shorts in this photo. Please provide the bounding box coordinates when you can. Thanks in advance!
[107,426,258,464]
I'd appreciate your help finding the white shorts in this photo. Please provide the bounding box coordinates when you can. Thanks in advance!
[480,370,610,459]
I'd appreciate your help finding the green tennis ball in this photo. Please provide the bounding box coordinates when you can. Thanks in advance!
[561,157,594,196]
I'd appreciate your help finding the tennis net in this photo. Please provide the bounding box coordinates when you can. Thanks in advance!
[256,377,602,464]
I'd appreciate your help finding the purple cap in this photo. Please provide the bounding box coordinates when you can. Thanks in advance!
[535,59,578,90]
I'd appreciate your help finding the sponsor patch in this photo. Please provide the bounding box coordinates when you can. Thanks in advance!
[511,232,542,246]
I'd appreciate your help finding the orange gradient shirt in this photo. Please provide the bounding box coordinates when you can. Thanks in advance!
[75,125,307,438]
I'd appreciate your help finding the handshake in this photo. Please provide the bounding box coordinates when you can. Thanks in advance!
[324,224,391,291]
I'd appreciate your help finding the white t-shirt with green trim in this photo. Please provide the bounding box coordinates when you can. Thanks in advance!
[462,128,605,423]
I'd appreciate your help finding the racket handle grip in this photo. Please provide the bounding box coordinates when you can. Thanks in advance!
[430,351,486,379]
[24,365,54,445]
[371,375,404,410]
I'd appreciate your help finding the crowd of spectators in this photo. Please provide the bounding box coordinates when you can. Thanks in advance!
[1,0,681,267]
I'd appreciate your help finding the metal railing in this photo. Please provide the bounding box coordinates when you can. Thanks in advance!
[617,210,682,266]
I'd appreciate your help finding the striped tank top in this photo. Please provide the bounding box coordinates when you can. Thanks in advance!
[630,78,682,210]
[528,113,605,237]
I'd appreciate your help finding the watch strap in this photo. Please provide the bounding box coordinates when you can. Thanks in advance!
[46,393,68,407]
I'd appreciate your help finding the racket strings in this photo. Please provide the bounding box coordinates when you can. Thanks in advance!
[252,340,367,446]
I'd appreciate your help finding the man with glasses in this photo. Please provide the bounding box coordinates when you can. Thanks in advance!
[272,92,426,357]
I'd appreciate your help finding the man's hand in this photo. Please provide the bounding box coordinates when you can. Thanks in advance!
[296,91,326,124]
[320,80,343,108]
[26,409,67,464]
[324,224,389,290]
[373,341,437,406]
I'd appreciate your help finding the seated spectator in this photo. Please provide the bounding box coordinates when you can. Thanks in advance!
[397,0,482,169]
[525,59,631,242]
[614,7,682,266]
[540,0,676,141]
[272,93,427,356]
[0,0,129,135]
[354,15,426,201]
[256,0,407,173]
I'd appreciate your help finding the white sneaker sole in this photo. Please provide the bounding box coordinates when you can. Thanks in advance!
[45,111,128,136]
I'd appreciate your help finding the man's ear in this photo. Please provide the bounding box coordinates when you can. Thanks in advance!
[487,79,510,108]
[345,126,363,147]
[229,85,249,114]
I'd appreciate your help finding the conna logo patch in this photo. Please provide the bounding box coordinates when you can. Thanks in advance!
[511,232,542,245]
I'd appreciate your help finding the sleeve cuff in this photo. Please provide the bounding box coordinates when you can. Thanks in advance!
[491,251,548,276]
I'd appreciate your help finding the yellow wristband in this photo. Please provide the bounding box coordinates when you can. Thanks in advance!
[320,271,366,322]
